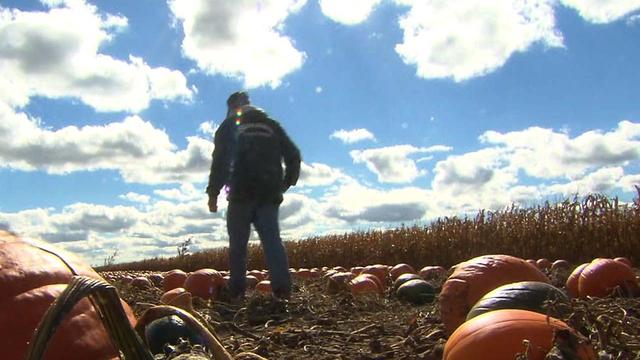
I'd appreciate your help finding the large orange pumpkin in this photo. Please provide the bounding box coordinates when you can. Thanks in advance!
[577,258,638,298]
[439,254,549,335]
[565,263,588,298]
[0,230,136,360]
[183,268,226,300]
[162,269,188,292]
[443,309,596,360]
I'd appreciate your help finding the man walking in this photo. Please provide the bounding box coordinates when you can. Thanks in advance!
[207,91,301,301]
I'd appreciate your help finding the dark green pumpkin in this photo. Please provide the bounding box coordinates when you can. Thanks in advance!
[466,281,569,321]
[396,279,436,305]
[144,315,204,354]
[392,273,423,292]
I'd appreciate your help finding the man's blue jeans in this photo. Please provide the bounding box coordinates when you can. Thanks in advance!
[226,200,292,298]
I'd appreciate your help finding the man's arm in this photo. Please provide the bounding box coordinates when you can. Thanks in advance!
[278,124,301,191]
[206,121,231,211]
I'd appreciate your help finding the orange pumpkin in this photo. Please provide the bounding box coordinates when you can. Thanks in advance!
[0,230,136,360]
[255,280,272,295]
[389,263,415,280]
[565,263,588,298]
[326,272,354,294]
[248,269,266,281]
[295,268,313,280]
[349,275,380,296]
[443,309,596,360]
[614,257,633,268]
[162,269,188,292]
[577,258,638,298]
[418,265,447,280]
[536,258,552,271]
[245,274,260,290]
[131,276,153,289]
[439,254,549,335]
[183,268,225,300]
[361,264,389,286]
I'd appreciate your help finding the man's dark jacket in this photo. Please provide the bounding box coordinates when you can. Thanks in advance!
[206,105,301,204]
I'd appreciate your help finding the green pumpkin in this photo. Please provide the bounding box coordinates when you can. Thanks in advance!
[392,273,423,292]
[466,281,569,321]
[396,279,436,305]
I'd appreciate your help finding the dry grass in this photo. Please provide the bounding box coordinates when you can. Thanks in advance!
[98,191,640,273]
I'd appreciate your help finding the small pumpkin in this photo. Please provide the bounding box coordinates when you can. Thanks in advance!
[245,274,260,290]
[0,230,136,360]
[162,269,188,292]
[392,273,423,292]
[443,309,596,360]
[439,254,549,335]
[131,276,153,289]
[396,279,436,305]
[536,258,552,271]
[418,265,447,281]
[326,272,354,294]
[466,281,569,320]
[550,259,570,272]
[389,263,415,280]
[349,275,381,296]
[361,264,390,286]
[255,280,272,295]
[184,268,225,300]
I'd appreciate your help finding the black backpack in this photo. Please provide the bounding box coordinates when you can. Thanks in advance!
[229,108,284,199]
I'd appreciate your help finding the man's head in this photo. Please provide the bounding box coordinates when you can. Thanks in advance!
[227,91,250,108]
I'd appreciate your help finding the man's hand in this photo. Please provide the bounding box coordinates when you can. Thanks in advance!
[208,195,218,213]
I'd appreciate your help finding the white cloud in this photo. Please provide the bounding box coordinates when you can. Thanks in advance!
[559,0,640,23]
[543,167,625,196]
[351,144,452,183]
[319,0,382,25]
[0,1,192,111]
[298,162,351,187]
[119,192,151,204]
[169,0,307,88]
[322,182,429,223]
[0,104,214,184]
[330,128,376,144]
[393,0,563,81]
[154,183,202,202]
[480,120,640,180]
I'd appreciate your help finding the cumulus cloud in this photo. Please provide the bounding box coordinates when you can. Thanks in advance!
[0,104,213,184]
[330,128,376,144]
[169,0,307,88]
[319,0,382,25]
[559,0,640,23]
[298,162,350,187]
[0,1,192,111]
[480,120,640,180]
[323,183,428,223]
[393,0,563,81]
[543,167,625,198]
[350,144,451,183]
[119,192,151,204]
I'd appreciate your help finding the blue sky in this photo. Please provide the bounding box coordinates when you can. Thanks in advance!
[1,0,639,265]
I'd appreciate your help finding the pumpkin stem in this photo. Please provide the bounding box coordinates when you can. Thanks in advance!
[26,276,153,360]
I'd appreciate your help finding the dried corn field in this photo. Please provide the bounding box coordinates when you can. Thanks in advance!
[101,193,640,273]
